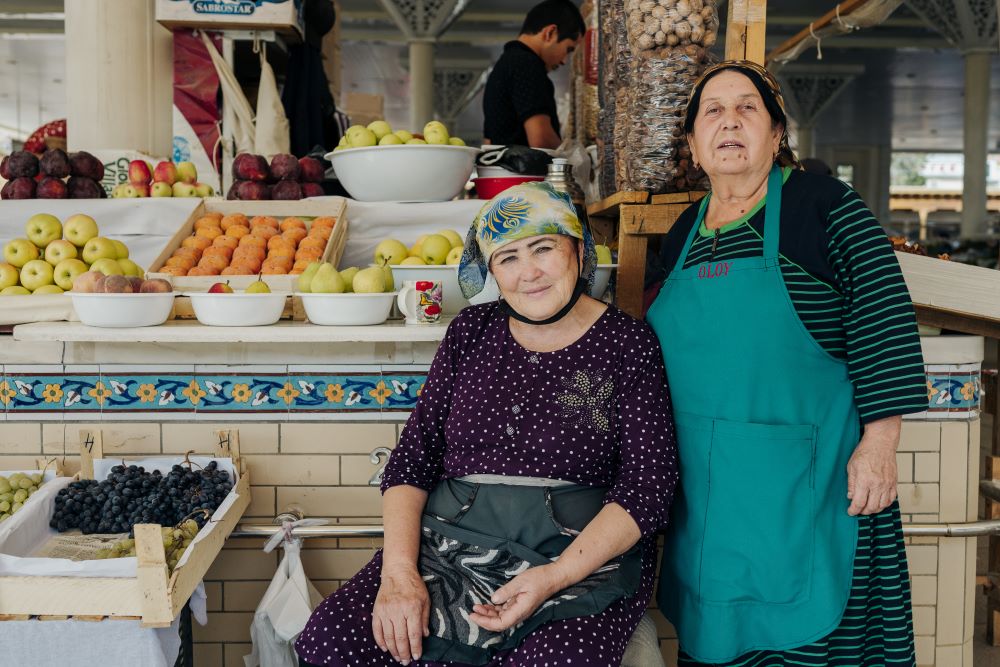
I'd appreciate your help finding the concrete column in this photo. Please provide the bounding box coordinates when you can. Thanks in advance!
[64,0,173,157]
[409,39,435,131]
[796,123,815,160]
[961,50,990,238]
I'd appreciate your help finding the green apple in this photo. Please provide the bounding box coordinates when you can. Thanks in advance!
[393,130,413,142]
[110,239,129,259]
[310,263,346,293]
[25,213,62,249]
[120,184,140,198]
[346,125,377,148]
[438,229,463,248]
[405,138,427,145]
[176,161,198,185]
[173,182,197,197]
[3,239,39,268]
[296,262,321,293]
[32,284,64,295]
[89,257,124,276]
[400,256,426,265]
[150,181,173,197]
[374,239,409,266]
[63,214,99,248]
[338,135,348,147]
[19,259,54,291]
[53,258,88,290]
[420,234,452,265]
[340,266,360,293]
[448,137,466,146]
[352,266,386,293]
[595,244,613,265]
[0,263,18,290]
[378,134,403,146]
[0,286,29,295]
[82,237,119,265]
[446,246,463,265]
[424,128,449,145]
[194,183,214,197]
[117,258,144,277]
[424,120,448,136]
[366,120,393,140]
[44,239,77,265]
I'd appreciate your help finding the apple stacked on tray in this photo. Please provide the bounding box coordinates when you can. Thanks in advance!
[157,213,336,278]
[226,153,326,201]
[333,120,466,150]
[1,148,104,200]
[0,213,143,296]
[375,230,465,268]
[112,159,213,198]
[295,261,397,326]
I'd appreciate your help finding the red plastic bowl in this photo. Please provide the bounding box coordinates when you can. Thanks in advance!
[473,176,544,199]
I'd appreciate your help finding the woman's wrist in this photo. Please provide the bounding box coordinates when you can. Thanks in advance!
[381,558,420,579]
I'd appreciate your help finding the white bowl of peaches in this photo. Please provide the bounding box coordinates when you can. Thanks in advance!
[156,213,335,278]
[70,272,175,328]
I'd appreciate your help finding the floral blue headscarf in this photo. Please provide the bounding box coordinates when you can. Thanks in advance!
[458,181,597,298]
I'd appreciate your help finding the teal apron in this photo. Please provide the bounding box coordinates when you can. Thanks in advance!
[646,165,859,663]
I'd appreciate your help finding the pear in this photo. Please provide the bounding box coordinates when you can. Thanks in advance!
[310,263,346,293]
[353,266,386,293]
[340,266,360,293]
[297,261,321,293]
[246,273,271,294]
[380,262,395,291]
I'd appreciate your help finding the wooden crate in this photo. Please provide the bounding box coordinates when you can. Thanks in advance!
[896,251,1000,324]
[147,198,349,293]
[156,0,304,39]
[0,429,251,627]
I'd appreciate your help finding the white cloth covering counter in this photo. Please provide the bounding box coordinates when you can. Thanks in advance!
[0,617,182,667]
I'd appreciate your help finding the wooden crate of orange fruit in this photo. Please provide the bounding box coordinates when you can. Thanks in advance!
[146,198,348,293]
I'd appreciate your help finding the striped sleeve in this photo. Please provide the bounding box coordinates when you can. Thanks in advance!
[825,187,927,424]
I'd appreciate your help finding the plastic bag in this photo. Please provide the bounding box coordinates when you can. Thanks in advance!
[244,520,326,667]
[477,146,552,176]
[624,0,720,58]
[255,43,291,158]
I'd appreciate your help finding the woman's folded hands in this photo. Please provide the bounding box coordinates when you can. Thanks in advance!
[373,563,430,665]
[469,562,568,632]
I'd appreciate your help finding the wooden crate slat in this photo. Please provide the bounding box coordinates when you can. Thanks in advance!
[620,203,689,236]
[587,191,649,218]
[649,191,707,205]
[0,577,143,616]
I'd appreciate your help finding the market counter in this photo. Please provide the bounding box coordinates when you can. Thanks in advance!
[0,331,985,666]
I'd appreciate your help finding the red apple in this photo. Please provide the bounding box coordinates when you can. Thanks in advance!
[153,161,178,185]
[128,159,152,185]
[208,281,233,294]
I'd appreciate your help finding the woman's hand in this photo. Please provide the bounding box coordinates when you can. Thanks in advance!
[846,415,902,516]
[372,564,430,665]
[468,563,565,633]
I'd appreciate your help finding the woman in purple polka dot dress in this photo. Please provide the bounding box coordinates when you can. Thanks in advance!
[295,182,679,667]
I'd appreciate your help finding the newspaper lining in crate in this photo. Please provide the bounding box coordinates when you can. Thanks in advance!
[0,430,250,626]
[156,0,304,38]
[147,197,349,293]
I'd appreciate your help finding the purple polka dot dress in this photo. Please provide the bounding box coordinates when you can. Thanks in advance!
[296,303,679,666]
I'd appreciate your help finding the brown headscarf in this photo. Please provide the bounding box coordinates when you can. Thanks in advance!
[684,60,799,169]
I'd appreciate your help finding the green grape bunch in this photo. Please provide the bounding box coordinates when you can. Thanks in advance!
[95,514,203,573]
[0,472,45,523]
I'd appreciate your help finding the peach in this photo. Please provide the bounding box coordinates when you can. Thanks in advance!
[196,226,223,241]
[282,228,308,245]
[250,226,278,241]
[311,216,336,229]
[307,227,331,241]
[292,259,314,271]
[165,255,196,271]
[268,235,295,252]
[226,225,251,239]
[193,216,222,231]
[221,265,252,276]
[220,213,249,230]
[213,235,240,251]
[198,254,229,272]
[250,215,280,229]
[239,235,267,250]
[230,258,261,273]
[203,245,234,261]
[294,248,323,262]
[260,263,289,275]
[289,268,305,275]
[187,266,219,276]
[173,246,202,260]
[233,247,266,264]
[182,235,213,251]
[280,217,307,232]
[298,237,326,252]
[159,265,188,277]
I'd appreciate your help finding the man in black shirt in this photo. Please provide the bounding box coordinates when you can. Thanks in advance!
[482,0,585,149]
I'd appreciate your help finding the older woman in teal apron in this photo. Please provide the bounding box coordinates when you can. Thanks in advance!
[646,61,926,665]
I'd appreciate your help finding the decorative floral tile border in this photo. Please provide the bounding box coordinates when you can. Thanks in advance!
[926,371,981,414]
[1,371,427,418]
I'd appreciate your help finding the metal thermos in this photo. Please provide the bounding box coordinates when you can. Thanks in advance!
[545,158,591,230]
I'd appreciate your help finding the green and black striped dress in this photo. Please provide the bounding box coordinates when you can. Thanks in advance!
[655,168,925,666]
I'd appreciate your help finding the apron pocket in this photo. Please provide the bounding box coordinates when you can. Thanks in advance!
[700,418,817,605]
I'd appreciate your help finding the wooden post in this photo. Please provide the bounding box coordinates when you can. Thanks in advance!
[725,0,768,64]
[135,523,173,628]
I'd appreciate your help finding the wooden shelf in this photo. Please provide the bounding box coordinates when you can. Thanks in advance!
[587,191,649,218]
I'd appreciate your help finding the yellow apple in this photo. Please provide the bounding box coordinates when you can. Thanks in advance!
[366,120,393,140]
[89,257,124,276]
[25,213,62,249]
[53,258,88,290]
[438,230,463,248]
[117,258,144,277]
[82,237,119,265]
[595,244,613,265]
[19,259,55,291]
[378,134,403,146]
[3,239,39,268]
[374,239,409,266]
[44,239,78,266]
[0,286,29,295]
[400,256,426,265]
[446,246,463,265]
[63,214,99,248]
[420,234,452,265]
[0,263,18,290]
[32,285,64,295]
[111,239,129,259]
[393,130,413,142]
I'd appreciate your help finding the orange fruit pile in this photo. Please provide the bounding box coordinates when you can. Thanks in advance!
[158,213,336,276]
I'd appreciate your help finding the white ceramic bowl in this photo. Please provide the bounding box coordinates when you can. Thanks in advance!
[185,292,288,327]
[299,292,396,326]
[325,145,480,202]
[591,264,617,299]
[71,292,175,328]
